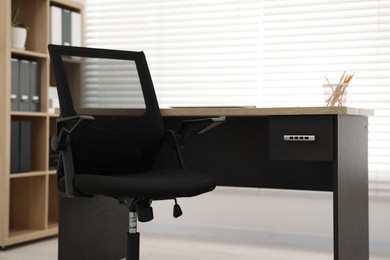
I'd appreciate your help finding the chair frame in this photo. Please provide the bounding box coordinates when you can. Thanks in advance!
[48,44,221,260]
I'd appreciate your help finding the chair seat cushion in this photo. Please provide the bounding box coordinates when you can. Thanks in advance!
[60,170,216,199]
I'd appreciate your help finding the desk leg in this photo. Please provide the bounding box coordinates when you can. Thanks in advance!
[334,115,369,260]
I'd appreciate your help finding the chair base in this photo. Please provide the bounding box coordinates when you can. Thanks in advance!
[127,232,140,260]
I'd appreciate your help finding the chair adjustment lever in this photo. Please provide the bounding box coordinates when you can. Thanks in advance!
[173,198,183,218]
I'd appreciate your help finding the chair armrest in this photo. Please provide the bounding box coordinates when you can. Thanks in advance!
[51,115,95,197]
[164,130,186,170]
[164,116,225,170]
[51,115,95,151]
[178,116,225,147]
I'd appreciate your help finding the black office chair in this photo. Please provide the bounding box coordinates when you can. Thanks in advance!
[48,44,219,260]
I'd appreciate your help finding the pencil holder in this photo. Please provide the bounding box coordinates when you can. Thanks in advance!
[323,84,348,107]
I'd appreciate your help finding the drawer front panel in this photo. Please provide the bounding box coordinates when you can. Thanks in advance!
[269,116,334,161]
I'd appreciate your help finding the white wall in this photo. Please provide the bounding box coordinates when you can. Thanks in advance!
[139,187,390,256]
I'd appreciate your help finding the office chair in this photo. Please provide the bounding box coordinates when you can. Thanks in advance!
[48,44,219,260]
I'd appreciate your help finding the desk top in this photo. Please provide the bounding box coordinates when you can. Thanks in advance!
[160,106,374,117]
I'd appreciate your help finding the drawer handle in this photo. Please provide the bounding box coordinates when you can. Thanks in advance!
[283,135,315,141]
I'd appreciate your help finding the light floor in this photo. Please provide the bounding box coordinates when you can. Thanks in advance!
[0,233,388,260]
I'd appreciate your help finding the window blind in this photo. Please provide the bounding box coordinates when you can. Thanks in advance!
[261,0,390,195]
[81,58,145,109]
[85,0,390,194]
[85,0,262,108]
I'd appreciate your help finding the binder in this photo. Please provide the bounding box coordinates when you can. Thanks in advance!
[49,149,60,170]
[19,60,31,111]
[48,86,60,113]
[71,11,81,46]
[30,61,40,112]
[10,121,20,173]
[50,5,62,44]
[19,121,31,172]
[11,58,20,111]
[62,9,72,46]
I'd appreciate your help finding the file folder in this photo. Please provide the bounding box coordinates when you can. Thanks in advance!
[49,149,60,170]
[11,58,20,111]
[19,60,31,111]
[71,11,81,46]
[10,121,20,173]
[30,61,40,112]
[50,6,62,44]
[62,9,72,46]
[19,121,31,172]
[48,86,60,113]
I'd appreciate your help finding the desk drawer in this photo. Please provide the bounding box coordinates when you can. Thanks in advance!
[269,116,334,161]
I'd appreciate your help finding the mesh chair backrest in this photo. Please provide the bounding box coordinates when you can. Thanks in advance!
[48,45,165,175]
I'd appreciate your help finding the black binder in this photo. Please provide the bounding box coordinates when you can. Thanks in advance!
[19,121,31,172]
[30,61,40,112]
[19,60,31,111]
[11,59,20,111]
[10,121,20,173]
[49,150,60,170]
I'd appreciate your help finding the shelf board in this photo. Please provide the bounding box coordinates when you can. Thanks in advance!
[48,221,59,230]
[8,227,45,238]
[49,113,60,118]
[11,49,48,59]
[11,111,49,117]
[51,0,83,11]
[9,171,48,179]
[48,170,57,175]
[6,228,57,246]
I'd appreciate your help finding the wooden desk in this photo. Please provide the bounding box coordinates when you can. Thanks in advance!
[59,107,372,260]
